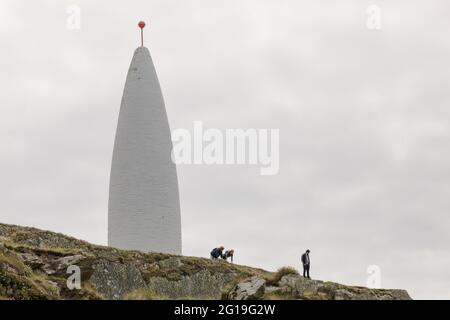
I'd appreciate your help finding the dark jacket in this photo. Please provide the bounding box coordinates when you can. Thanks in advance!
[301,253,310,265]
[211,247,224,259]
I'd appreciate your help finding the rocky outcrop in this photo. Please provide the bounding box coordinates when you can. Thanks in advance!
[0,223,412,300]
[90,260,147,299]
[0,223,264,300]
[227,274,412,300]
[226,276,266,300]
[147,269,237,299]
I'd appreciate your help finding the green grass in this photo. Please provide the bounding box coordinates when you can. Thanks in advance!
[0,249,31,276]
[142,255,271,283]
[265,266,299,286]
[3,241,89,258]
[124,288,200,300]
[124,289,168,300]
[0,222,278,300]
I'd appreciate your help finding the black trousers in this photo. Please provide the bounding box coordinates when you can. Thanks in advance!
[303,264,310,278]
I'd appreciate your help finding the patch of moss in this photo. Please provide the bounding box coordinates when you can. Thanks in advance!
[0,249,58,299]
[3,242,88,258]
[29,273,60,299]
[142,252,173,264]
[0,248,32,276]
[0,269,59,300]
[141,255,271,286]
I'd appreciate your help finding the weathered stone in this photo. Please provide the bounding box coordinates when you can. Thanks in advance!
[228,277,266,300]
[89,260,147,299]
[0,222,413,300]
[54,254,85,271]
[19,253,46,269]
[276,274,412,300]
[147,270,237,299]
[265,286,280,294]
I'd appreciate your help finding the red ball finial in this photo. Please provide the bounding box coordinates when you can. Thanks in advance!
[138,21,146,47]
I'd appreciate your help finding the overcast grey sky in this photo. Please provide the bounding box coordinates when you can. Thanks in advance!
[1,0,450,299]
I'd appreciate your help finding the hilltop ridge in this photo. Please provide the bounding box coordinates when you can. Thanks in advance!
[0,223,411,300]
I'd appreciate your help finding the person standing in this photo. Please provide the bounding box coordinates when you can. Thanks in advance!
[301,249,311,279]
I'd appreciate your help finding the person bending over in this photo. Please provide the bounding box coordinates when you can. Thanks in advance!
[222,249,234,263]
[210,246,225,260]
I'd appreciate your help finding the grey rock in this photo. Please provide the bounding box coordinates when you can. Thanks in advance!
[0,222,414,300]
[19,252,56,275]
[228,277,266,300]
[19,252,46,269]
[147,270,237,299]
[90,260,147,299]
[54,254,85,271]
[277,274,412,300]
[265,286,281,294]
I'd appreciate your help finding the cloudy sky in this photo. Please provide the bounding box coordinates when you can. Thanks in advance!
[1,0,450,299]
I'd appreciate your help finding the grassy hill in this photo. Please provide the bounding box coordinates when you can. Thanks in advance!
[0,223,411,300]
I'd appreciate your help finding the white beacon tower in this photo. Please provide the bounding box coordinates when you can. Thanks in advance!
[108,21,181,254]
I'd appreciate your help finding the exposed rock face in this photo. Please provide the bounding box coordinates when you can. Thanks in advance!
[0,223,262,300]
[0,223,412,300]
[278,274,411,300]
[227,276,266,300]
[90,260,147,299]
[147,269,237,299]
[227,274,412,300]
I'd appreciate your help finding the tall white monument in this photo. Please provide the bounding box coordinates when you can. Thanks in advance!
[108,21,181,254]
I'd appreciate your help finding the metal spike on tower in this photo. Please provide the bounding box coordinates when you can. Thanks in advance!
[138,21,146,47]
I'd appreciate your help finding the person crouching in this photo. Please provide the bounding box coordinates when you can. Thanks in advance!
[210,246,225,260]
[221,249,234,263]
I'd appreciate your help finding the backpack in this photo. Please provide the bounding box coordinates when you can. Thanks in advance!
[301,253,306,264]
[211,248,220,258]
